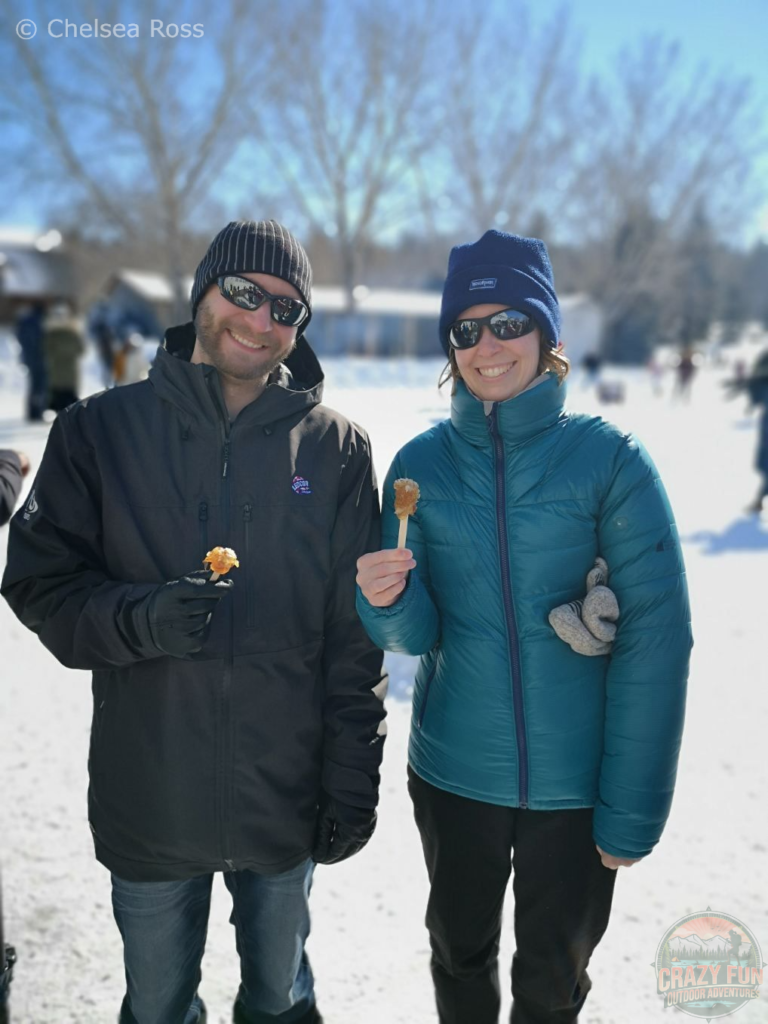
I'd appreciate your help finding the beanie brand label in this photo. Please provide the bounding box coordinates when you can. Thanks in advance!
[292,475,312,495]
[469,277,497,290]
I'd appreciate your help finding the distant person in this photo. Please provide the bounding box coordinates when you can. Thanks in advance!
[0,871,17,1024]
[43,302,86,412]
[0,448,30,1018]
[90,308,119,388]
[647,353,664,397]
[673,347,697,402]
[14,303,47,422]
[114,333,149,386]
[581,350,602,388]
[0,449,30,526]
[725,350,768,514]
[356,229,692,1024]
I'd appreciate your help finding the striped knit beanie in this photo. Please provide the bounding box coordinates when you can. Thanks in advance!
[191,220,312,333]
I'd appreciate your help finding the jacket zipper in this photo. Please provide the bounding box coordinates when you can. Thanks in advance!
[417,656,438,729]
[221,420,235,870]
[198,502,209,553]
[488,406,529,808]
[243,504,253,628]
[208,373,236,872]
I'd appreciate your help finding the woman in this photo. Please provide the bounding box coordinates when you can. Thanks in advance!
[356,230,692,1024]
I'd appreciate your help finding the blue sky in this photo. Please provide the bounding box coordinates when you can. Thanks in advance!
[533,0,768,242]
[547,0,768,90]
[3,0,767,241]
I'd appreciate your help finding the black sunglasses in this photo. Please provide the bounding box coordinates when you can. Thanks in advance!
[217,274,309,328]
[448,308,535,350]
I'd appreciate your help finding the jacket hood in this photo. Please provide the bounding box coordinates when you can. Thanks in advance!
[149,320,324,429]
[450,371,566,448]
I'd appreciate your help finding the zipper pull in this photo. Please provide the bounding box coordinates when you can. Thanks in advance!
[243,504,252,522]
[199,502,208,522]
[222,442,230,479]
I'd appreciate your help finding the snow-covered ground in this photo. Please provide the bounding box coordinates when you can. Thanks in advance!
[1,349,768,1024]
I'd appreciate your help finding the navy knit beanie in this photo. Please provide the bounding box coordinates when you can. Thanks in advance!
[439,230,560,354]
[191,220,312,334]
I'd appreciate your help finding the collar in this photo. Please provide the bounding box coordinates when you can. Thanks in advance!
[148,321,324,429]
[450,371,566,448]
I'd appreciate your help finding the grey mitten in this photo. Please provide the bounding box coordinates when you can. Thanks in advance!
[548,557,619,656]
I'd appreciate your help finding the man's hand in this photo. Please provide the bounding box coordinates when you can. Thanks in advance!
[16,451,31,477]
[596,844,642,870]
[356,548,416,607]
[312,793,377,866]
[144,570,233,658]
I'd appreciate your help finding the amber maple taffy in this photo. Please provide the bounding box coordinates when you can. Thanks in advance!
[203,546,240,582]
[393,478,420,549]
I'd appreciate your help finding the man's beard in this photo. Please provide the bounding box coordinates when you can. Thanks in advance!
[193,302,296,382]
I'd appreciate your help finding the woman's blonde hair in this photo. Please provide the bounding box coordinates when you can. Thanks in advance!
[438,331,571,394]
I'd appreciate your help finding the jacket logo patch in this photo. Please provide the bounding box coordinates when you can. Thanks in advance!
[469,277,497,290]
[292,475,312,495]
[23,489,38,520]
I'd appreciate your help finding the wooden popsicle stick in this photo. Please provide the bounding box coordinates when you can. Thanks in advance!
[210,571,221,582]
[397,517,408,549]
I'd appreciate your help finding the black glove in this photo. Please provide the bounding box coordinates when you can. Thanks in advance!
[142,570,233,658]
[311,792,377,866]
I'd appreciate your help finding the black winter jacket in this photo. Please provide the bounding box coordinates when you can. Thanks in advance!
[2,324,387,881]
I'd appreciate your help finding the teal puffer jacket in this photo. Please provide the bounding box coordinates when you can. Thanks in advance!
[356,373,692,859]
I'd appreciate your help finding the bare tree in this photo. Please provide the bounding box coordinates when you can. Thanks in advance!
[434,3,584,236]
[0,0,274,322]
[568,36,767,350]
[238,0,450,302]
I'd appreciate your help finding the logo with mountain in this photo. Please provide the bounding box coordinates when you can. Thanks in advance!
[292,475,311,495]
[653,908,764,1019]
[23,488,38,520]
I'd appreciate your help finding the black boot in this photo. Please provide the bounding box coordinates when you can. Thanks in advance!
[233,999,322,1023]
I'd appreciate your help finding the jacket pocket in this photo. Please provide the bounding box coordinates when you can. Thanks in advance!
[88,673,110,781]
[417,649,439,729]
[243,503,254,628]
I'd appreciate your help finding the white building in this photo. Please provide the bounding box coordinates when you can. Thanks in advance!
[101,271,604,360]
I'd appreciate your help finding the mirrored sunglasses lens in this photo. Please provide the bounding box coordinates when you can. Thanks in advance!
[222,277,265,310]
[450,321,480,348]
[491,311,531,339]
[272,298,305,326]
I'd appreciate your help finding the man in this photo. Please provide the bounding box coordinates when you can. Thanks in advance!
[2,220,387,1024]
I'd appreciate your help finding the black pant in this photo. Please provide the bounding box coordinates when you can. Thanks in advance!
[408,767,617,1024]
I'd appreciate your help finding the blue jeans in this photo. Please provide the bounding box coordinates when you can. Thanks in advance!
[111,860,316,1024]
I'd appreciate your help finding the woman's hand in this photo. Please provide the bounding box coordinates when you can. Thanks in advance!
[356,549,417,608]
[596,844,642,870]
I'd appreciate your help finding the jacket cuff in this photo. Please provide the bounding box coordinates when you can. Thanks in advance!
[116,584,163,658]
[355,571,419,618]
[322,752,382,810]
[593,834,652,860]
